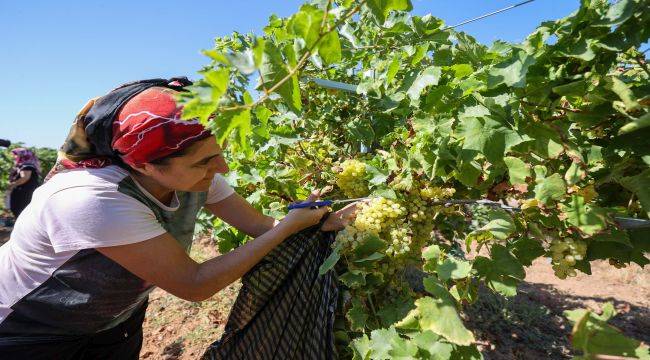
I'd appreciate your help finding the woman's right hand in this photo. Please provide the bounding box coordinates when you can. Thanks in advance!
[281,192,330,233]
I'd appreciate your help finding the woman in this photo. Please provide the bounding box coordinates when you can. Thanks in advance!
[6,148,41,218]
[0,78,355,359]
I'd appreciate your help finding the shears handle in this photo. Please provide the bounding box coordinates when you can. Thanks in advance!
[287,200,333,210]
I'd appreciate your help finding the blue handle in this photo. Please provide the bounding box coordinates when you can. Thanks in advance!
[287,200,333,210]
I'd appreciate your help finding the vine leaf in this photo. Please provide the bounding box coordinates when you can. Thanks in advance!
[406,66,442,102]
[347,298,369,332]
[619,169,650,218]
[487,49,535,88]
[436,257,472,281]
[565,303,650,358]
[504,156,530,185]
[365,0,413,24]
[562,195,608,236]
[318,243,341,275]
[534,173,566,205]
[259,41,301,112]
[407,277,475,346]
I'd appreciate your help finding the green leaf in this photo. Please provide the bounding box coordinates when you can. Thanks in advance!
[608,76,640,111]
[259,41,301,112]
[449,64,473,79]
[490,244,526,279]
[203,68,230,100]
[534,173,566,205]
[385,55,401,85]
[563,195,608,236]
[422,244,442,273]
[365,0,413,23]
[559,38,596,61]
[564,162,585,186]
[456,117,523,164]
[481,210,516,240]
[488,49,535,88]
[377,294,415,328]
[354,252,385,263]
[213,107,252,148]
[417,279,476,345]
[406,66,442,102]
[351,334,372,360]
[347,298,369,332]
[368,327,401,359]
[340,270,367,288]
[354,233,386,258]
[503,156,530,185]
[510,237,545,267]
[319,243,341,275]
[437,257,472,281]
[619,169,650,218]
[225,51,256,74]
[181,97,217,124]
[287,5,321,49]
[552,80,588,97]
[594,0,635,26]
[565,306,650,358]
[318,31,342,64]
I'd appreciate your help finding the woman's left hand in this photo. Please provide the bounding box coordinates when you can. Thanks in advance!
[320,201,365,232]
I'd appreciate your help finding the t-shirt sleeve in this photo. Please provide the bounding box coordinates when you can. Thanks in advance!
[43,187,167,253]
[205,174,235,204]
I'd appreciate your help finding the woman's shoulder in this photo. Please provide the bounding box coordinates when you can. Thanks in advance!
[46,165,130,189]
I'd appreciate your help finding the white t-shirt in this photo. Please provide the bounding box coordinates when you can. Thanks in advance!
[0,165,234,334]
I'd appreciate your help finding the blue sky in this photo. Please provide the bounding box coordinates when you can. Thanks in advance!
[0,0,578,148]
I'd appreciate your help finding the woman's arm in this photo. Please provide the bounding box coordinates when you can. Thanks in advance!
[206,193,363,236]
[8,169,32,188]
[98,202,329,302]
[205,193,277,237]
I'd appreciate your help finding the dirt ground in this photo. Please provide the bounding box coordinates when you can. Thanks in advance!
[137,236,649,360]
[0,227,647,359]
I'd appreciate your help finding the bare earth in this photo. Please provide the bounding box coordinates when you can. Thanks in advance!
[0,228,647,359]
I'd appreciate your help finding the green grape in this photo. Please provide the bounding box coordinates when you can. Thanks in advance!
[549,238,587,279]
[354,197,405,234]
[335,160,369,198]
[387,226,412,257]
[419,186,456,201]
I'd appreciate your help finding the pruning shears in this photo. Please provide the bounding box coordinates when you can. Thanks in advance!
[287,197,371,210]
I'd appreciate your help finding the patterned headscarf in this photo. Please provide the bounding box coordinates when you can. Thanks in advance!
[11,148,41,175]
[47,77,211,180]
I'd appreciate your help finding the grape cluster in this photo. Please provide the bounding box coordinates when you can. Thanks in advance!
[419,186,456,201]
[336,160,369,198]
[354,197,405,234]
[387,227,412,257]
[550,238,587,279]
[335,225,365,251]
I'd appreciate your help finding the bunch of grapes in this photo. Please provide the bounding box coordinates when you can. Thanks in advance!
[335,225,366,251]
[354,197,405,234]
[386,226,412,257]
[419,186,456,201]
[336,160,369,198]
[549,238,588,279]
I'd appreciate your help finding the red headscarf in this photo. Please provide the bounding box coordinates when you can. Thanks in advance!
[112,87,211,167]
[47,78,211,179]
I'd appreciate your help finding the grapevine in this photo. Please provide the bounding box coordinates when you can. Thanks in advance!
[183,0,650,358]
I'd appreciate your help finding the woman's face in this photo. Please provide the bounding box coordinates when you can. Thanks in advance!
[136,137,229,192]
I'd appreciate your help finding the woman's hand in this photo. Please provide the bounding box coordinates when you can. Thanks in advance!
[320,200,365,232]
[281,192,330,233]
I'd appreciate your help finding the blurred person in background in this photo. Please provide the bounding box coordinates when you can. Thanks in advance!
[6,148,41,218]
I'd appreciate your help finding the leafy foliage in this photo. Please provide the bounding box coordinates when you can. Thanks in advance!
[182,0,649,357]
[565,302,650,359]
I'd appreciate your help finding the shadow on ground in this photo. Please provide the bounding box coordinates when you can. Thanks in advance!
[465,283,650,360]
